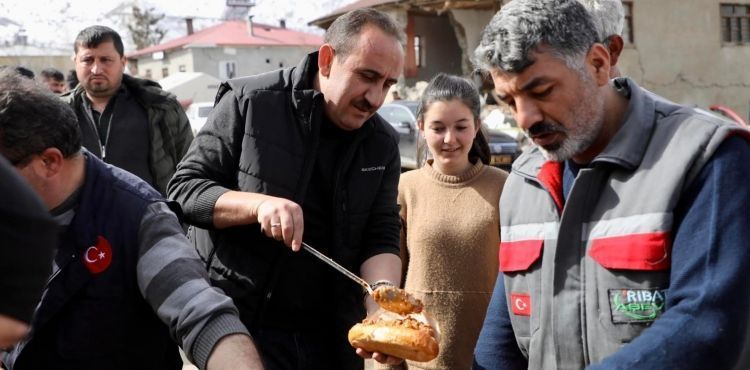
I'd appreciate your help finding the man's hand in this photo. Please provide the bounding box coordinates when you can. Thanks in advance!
[256,196,304,251]
[213,192,304,251]
[355,347,404,365]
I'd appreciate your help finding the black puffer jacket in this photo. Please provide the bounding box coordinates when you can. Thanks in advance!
[167,51,401,351]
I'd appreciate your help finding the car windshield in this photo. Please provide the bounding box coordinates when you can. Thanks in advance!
[379,105,414,123]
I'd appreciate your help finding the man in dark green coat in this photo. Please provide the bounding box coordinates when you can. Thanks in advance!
[62,25,192,195]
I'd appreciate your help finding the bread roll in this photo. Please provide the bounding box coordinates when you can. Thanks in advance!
[348,316,439,362]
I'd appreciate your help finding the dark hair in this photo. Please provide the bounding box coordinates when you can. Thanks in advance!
[474,0,598,73]
[416,73,490,166]
[40,67,64,82]
[66,69,79,90]
[0,65,34,79]
[74,25,125,57]
[0,70,81,165]
[324,8,405,60]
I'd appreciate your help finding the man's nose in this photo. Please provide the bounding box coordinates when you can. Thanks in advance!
[364,85,384,110]
[514,99,543,131]
[90,62,101,74]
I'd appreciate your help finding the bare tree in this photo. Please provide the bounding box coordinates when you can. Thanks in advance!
[128,5,166,50]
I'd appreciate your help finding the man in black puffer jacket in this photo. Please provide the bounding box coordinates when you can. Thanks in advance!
[168,8,407,370]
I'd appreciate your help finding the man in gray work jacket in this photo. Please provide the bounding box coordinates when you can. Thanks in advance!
[472,0,750,369]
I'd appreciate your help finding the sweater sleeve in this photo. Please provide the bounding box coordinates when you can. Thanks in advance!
[136,202,250,370]
[472,273,528,370]
[588,135,750,369]
[167,90,243,228]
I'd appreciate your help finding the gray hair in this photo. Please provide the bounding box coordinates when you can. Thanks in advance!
[474,0,599,74]
[324,8,405,60]
[416,73,490,167]
[577,0,625,44]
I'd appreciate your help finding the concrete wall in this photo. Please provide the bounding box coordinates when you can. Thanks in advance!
[135,48,194,80]
[191,46,317,79]
[450,9,496,76]
[614,0,750,121]
[407,13,463,84]
[133,45,318,81]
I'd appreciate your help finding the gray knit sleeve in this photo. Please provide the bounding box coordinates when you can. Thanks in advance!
[136,202,250,369]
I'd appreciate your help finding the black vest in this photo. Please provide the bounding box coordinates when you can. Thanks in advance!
[9,154,181,370]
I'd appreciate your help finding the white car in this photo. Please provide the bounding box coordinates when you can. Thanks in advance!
[185,101,214,134]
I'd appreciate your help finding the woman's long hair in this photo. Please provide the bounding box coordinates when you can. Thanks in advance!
[415,73,490,168]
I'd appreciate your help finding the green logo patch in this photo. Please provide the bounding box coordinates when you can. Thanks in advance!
[608,289,666,323]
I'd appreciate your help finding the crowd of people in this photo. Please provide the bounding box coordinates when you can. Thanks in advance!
[1,0,749,369]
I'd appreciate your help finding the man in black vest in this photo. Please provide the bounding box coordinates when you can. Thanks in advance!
[0,68,264,370]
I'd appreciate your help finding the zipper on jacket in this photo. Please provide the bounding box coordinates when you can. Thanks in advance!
[45,252,77,288]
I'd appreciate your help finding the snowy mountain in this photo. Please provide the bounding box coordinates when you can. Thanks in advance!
[0,0,349,54]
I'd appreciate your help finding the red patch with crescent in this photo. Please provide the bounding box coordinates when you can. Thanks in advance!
[82,236,113,274]
[510,293,531,316]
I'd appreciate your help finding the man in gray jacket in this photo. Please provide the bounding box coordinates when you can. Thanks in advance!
[473,0,750,369]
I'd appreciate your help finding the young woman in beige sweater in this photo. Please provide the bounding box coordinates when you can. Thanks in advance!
[384,74,508,369]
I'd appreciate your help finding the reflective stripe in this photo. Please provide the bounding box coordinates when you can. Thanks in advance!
[501,221,559,242]
[584,212,673,240]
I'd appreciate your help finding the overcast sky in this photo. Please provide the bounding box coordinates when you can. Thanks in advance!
[0,0,345,50]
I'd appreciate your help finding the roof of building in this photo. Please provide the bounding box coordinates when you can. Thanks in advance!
[128,20,323,59]
[308,0,501,28]
[309,0,400,27]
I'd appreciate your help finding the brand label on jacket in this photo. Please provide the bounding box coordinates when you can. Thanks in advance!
[609,288,666,323]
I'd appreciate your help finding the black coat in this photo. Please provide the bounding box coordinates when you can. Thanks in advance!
[168,52,401,367]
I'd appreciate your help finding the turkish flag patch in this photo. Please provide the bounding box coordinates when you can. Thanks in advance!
[510,293,531,316]
[82,236,113,274]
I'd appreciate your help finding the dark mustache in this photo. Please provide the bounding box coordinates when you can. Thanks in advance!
[352,99,374,113]
[527,121,566,137]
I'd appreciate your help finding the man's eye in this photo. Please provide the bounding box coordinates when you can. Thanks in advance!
[532,87,552,98]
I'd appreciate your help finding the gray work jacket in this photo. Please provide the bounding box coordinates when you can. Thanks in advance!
[499,78,745,369]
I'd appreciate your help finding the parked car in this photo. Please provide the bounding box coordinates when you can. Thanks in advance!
[377,101,521,171]
[185,101,214,134]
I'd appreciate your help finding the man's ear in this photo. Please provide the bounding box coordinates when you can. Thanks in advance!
[587,43,612,86]
[36,148,65,178]
[607,35,624,67]
[318,44,335,78]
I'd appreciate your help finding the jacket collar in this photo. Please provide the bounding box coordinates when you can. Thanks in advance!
[514,77,658,179]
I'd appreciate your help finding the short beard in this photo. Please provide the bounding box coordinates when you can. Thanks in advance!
[538,72,605,162]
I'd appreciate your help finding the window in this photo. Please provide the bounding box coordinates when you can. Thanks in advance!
[721,4,750,44]
[219,61,237,79]
[414,35,424,68]
[161,67,169,78]
[179,65,186,72]
[622,1,634,44]
[144,69,152,79]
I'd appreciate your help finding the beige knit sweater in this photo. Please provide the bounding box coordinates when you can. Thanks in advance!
[379,160,507,370]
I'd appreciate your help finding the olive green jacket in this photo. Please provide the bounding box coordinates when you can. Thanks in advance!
[61,74,193,194]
